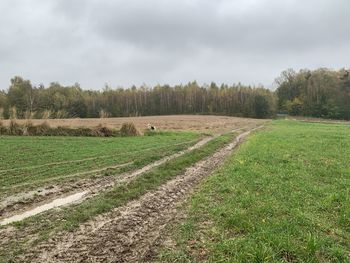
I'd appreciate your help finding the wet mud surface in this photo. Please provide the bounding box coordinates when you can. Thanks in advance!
[0,136,213,222]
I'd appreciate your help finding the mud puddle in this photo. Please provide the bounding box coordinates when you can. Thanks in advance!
[0,191,88,226]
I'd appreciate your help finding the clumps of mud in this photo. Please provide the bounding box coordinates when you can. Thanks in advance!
[0,191,88,226]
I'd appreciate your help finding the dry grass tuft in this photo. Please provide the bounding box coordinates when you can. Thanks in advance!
[0,120,6,134]
[99,109,110,119]
[34,121,51,134]
[42,110,52,119]
[120,122,140,136]
[94,124,115,137]
[0,120,121,137]
[9,106,17,120]
[0,107,4,120]
[23,120,34,136]
[9,119,22,135]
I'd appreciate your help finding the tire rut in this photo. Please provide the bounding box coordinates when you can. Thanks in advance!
[0,136,212,221]
[20,128,257,263]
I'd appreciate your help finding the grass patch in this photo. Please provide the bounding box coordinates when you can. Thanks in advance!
[0,133,235,262]
[159,120,350,262]
[0,131,200,197]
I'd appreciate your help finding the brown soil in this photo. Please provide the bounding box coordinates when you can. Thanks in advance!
[17,128,258,263]
[2,115,267,134]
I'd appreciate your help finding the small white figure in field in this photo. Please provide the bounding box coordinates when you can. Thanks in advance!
[147,123,157,131]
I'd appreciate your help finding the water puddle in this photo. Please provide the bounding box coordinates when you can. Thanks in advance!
[0,191,88,226]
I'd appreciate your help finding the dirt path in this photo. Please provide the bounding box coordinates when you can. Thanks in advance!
[19,128,257,263]
[0,136,214,222]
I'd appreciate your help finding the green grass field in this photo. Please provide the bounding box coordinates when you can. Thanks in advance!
[0,132,200,196]
[160,121,350,262]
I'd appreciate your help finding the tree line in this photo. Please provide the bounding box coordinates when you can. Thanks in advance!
[276,68,350,120]
[0,68,349,120]
[0,77,276,119]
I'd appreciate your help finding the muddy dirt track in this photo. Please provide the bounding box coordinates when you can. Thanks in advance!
[0,136,213,221]
[17,129,257,263]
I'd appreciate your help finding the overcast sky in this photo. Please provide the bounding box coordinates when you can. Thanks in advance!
[1,0,349,90]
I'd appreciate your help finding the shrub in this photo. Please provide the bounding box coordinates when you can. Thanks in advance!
[0,121,136,137]
[9,106,17,119]
[23,120,34,136]
[9,119,23,135]
[35,121,51,135]
[24,110,35,120]
[0,120,5,134]
[120,122,140,137]
[42,110,51,119]
[52,126,70,136]
[99,109,110,119]
[56,110,69,119]
[94,124,116,137]
[0,108,4,120]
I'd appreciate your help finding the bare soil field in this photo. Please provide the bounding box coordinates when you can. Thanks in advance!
[2,115,267,134]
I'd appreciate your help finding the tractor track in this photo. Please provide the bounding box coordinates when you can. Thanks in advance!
[0,125,254,222]
[18,128,258,263]
[0,136,213,221]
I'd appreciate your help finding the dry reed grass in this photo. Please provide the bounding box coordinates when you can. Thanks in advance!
[0,119,132,137]
[0,115,268,135]
[120,122,140,136]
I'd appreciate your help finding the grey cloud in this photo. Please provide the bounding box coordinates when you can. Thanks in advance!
[0,0,349,89]
[91,0,350,51]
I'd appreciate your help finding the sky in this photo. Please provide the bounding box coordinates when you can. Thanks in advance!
[1,0,349,90]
